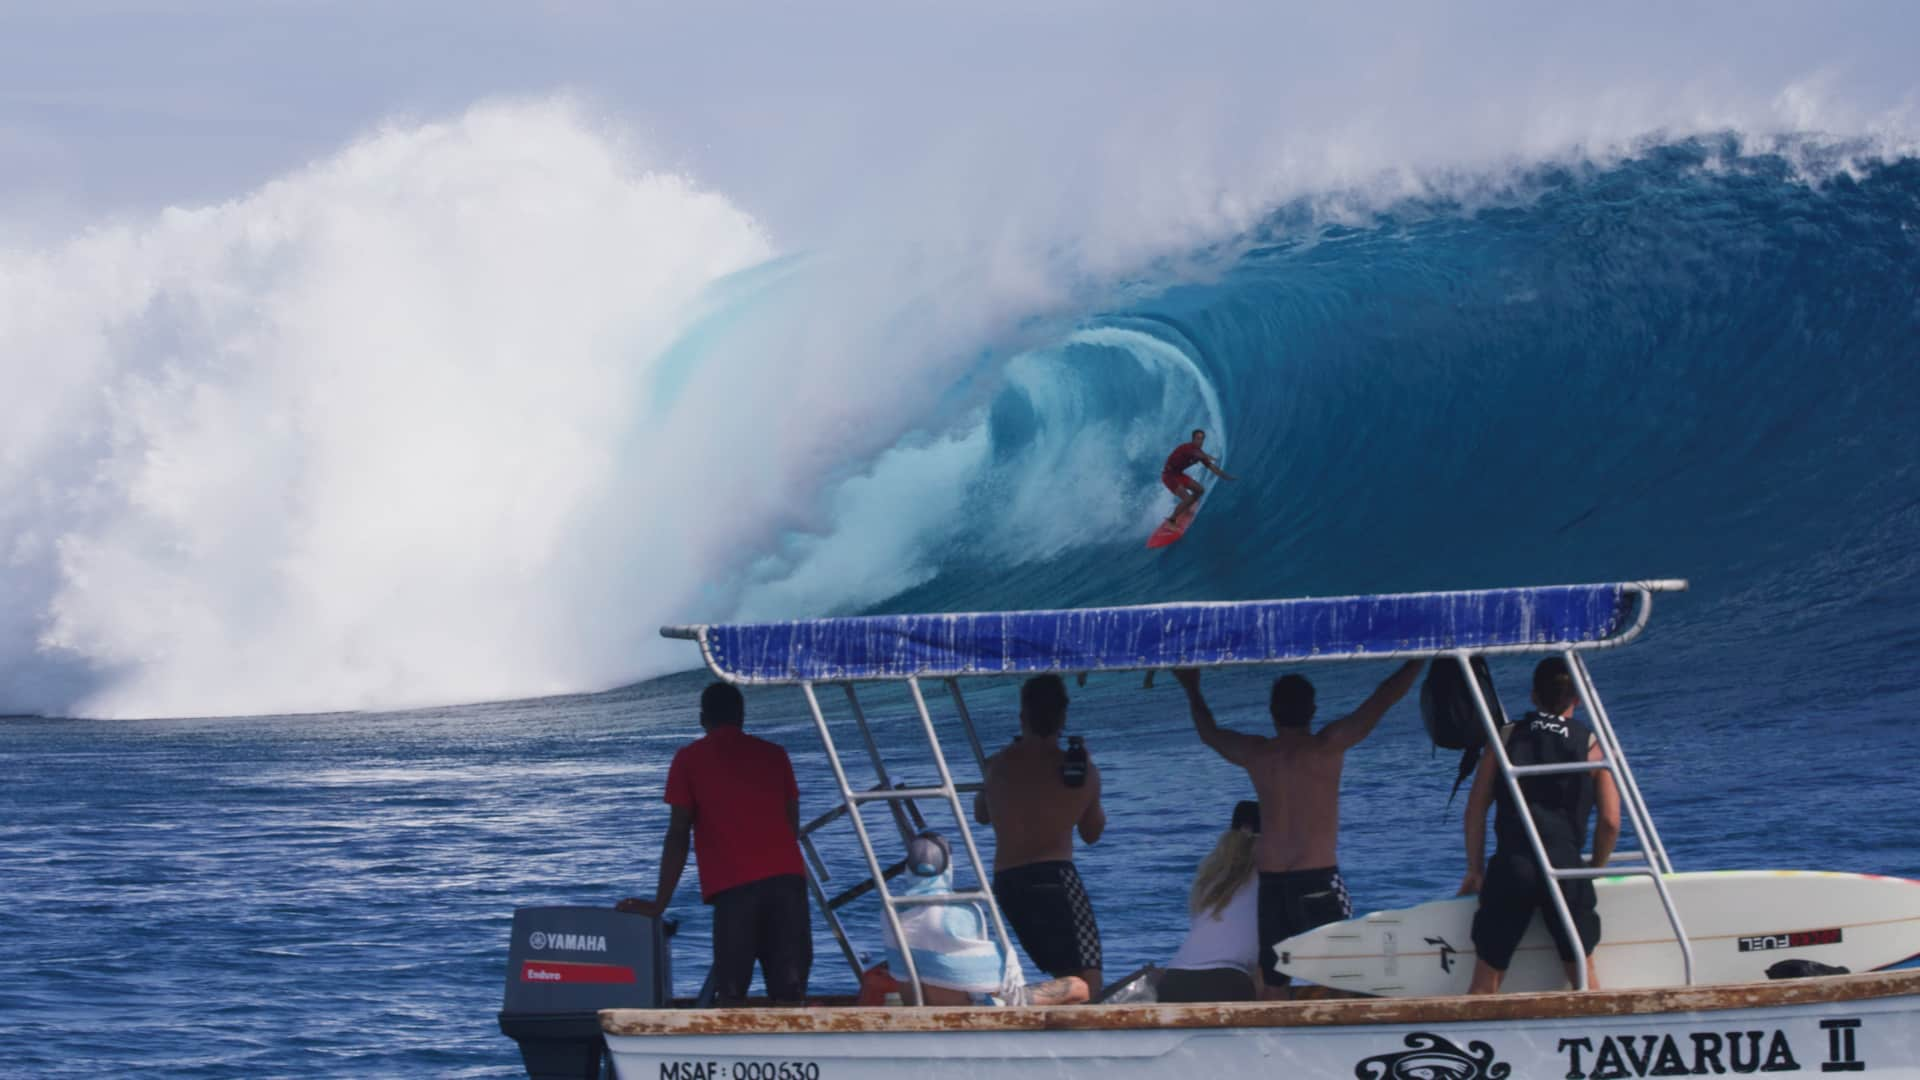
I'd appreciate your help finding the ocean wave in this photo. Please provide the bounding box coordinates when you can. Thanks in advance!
[3,103,1916,718]
[761,140,1920,697]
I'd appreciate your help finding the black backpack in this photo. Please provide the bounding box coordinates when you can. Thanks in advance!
[1419,654,1506,804]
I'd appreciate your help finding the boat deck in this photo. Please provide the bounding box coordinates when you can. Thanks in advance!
[603,968,1920,1036]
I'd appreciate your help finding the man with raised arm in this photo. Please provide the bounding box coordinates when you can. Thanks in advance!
[1458,657,1622,994]
[974,674,1107,995]
[617,682,812,1005]
[1174,660,1424,999]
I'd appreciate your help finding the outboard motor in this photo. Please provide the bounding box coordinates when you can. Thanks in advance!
[499,907,674,1079]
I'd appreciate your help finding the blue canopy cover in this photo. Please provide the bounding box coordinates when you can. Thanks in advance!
[668,583,1663,685]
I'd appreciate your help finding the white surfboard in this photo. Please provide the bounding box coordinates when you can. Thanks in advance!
[1276,870,1920,997]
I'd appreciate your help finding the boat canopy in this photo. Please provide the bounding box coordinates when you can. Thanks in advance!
[659,577,1692,996]
[662,580,1686,685]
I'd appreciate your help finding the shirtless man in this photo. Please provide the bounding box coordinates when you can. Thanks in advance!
[974,674,1106,993]
[1174,661,1423,998]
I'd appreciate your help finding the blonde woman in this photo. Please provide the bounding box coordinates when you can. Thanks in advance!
[1159,801,1262,1003]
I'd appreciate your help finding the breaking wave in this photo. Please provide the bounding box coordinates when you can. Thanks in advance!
[3,100,1918,718]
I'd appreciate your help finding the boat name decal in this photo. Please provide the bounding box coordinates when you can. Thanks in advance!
[1363,1020,1868,1079]
[1559,1021,1871,1077]
[526,930,608,953]
[1736,927,1842,952]
[1355,1032,1509,1079]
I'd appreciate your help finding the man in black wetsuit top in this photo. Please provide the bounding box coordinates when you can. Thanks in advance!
[1458,657,1622,993]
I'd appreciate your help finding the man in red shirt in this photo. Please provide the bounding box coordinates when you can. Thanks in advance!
[1161,428,1236,524]
[618,683,812,1004]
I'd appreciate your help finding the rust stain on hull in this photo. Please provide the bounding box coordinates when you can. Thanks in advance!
[602,968,1920,1037]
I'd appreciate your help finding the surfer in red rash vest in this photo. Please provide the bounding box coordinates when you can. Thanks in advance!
[1161,429,1235,524]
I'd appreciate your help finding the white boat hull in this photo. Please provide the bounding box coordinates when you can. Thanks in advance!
[604,971,1920,1078]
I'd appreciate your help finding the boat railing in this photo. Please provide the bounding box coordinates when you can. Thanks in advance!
[785,677,1015,1005]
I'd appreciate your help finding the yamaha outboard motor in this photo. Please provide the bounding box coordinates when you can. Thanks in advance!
[499,907,675,1079]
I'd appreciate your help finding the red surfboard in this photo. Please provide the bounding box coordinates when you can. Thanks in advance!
[1147,498,1203,549]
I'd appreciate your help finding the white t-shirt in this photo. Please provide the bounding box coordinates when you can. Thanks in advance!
[1166,875,1259,974]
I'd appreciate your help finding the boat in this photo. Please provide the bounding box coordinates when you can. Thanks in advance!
[596,580,1920,1077]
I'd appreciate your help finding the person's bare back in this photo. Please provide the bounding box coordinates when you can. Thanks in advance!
[1241,735,1348,871]
[1173,662,1421,998]
[973,674,1107,990]
[977,737,1105,871]
[1174,662,1422,871]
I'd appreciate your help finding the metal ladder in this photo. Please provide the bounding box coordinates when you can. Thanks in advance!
[795,676,1017,1004]
[1455,649,1694,989]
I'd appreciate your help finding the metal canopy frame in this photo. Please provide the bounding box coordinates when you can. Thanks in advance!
[659,580,1693,1002]
[790,676,1014,1005]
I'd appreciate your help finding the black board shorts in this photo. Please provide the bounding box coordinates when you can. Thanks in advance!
[1157,966,1257,1003]
[1259,866,1352,985]
[992,860,1102,977]
[1470,849,1600,972]
[709,873,812,1002]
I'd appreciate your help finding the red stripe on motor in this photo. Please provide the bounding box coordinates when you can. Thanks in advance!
[521,960,638,984]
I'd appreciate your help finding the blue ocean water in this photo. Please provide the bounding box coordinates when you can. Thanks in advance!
[5,141,1920,1076]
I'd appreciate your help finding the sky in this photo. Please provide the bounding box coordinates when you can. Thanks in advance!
[5,2,1918,242]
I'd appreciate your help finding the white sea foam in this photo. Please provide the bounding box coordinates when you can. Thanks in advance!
[2,102,779,716]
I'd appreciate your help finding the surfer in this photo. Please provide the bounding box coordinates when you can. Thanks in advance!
[1458,657,1621,994]
[1161,429,1235,524]
[1174,661,1424,999]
